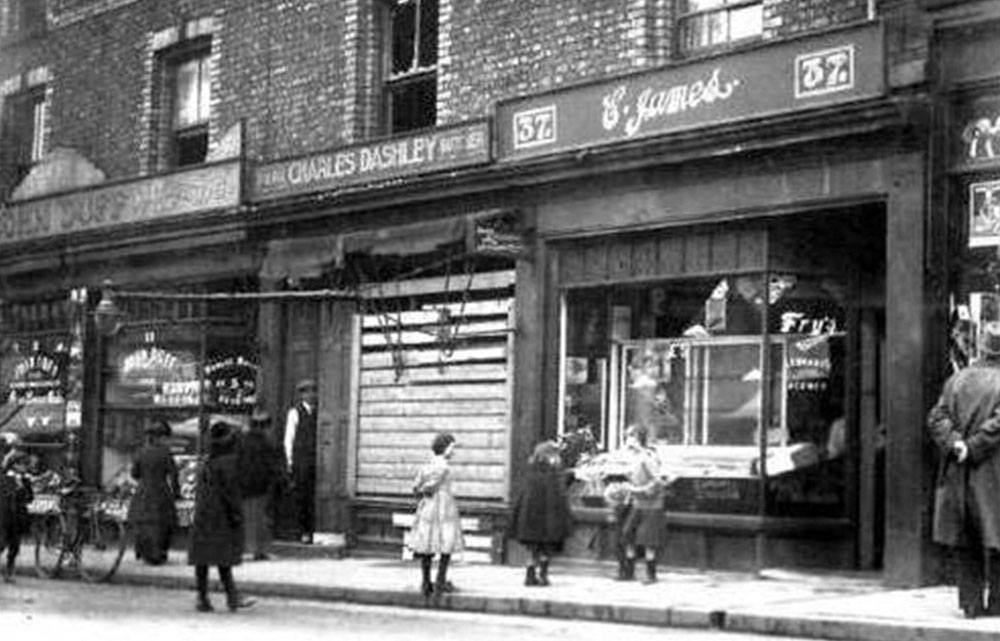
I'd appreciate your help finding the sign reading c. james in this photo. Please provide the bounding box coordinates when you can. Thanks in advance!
[497,24,883,161]
[253,120,492,201]
[0,160,241,246]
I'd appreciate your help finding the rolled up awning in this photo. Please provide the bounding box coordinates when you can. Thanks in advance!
[259,209,521,281]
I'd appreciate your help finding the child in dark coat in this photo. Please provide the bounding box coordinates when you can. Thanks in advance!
[0,450,34,583]
[509,440,572,586]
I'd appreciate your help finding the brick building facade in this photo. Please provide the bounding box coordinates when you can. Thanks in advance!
[1,0,998,587]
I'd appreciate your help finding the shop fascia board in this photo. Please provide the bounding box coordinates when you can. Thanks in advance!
[0,214,249,281]
[494,96,918,189]
[247,96,913,228]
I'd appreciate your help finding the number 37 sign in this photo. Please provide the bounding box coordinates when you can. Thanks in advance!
[794,44,855,99]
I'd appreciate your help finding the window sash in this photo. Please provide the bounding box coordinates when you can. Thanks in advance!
[677,0,762,52]
[388,0,438,80]
[30,93,46,162]
[173,56,210,129]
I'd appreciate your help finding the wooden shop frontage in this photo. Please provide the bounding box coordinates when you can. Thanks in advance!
[0,146,254,523]
[1,20,954,585]
[248,120,531,556]
[492,21,932,585]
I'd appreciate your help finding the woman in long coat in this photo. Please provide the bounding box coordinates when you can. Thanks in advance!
[188,421,254,612]
[127,421,179,565]
[237,410,282,560]
[509,440,571,587]
[927,324,1000,618]
[408,432,464,597]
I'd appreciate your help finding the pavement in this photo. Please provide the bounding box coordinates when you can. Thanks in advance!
[11,544,1000,641]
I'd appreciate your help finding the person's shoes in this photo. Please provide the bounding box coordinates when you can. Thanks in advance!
[195,597,214,613]
[252,553,271,561]
[227,595,256,612]
[434,580,457,594]
[537,562,550,587]
[642,561,658,585]
[615,558,635,581]
[524,566,539,586]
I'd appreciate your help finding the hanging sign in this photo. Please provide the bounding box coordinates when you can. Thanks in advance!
[969,179,1000,248]
[204,355,258,410]
[1,341,68,435]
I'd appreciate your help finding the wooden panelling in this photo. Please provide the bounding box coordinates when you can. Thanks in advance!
[359,270,514,299]
[353,288,513,502]
[359,398,508,416]
[558,227,769,286]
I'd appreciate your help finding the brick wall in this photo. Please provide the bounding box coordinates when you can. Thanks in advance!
[0,0,927,192]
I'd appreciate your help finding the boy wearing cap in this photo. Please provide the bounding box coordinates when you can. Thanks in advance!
[284,379,318,544]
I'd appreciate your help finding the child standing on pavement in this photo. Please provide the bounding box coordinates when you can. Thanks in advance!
[408,432,464,598]
[0,449,34,583]
[509,440,572,586]
[617,424,668,584]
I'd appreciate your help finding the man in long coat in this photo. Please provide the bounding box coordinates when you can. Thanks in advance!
[927,321,1000,618]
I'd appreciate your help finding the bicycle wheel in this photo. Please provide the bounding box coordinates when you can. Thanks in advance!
[34,514,68,579]
[77,513,127,583]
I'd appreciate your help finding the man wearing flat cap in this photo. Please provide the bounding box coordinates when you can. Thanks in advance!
[285,379,318,544]
[928,321,1000,618]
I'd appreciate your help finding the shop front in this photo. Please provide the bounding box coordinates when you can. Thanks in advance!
[495,22,931,581]
[249,120,534,553]
[0,148,252,524]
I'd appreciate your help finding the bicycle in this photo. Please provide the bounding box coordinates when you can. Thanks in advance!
[33,483,128,583]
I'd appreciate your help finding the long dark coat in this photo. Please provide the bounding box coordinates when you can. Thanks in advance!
[509,461,572,547]
[0,472,33,549]
[927,359,1000,549]
[127,443,179,562]
[237,430,282,499]
[187,452,244,567]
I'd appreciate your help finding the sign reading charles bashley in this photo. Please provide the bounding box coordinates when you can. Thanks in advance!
[497,24,884,161]
[0,160,241,246]
[253,120,491,201]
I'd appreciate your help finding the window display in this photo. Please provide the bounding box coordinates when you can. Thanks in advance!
[562,270,849,517]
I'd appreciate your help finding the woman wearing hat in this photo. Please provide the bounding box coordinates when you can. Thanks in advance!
[237,410,282,560]
[188,421,254,612]
[127,420,179,566]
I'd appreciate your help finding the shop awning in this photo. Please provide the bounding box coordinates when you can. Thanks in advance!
[259,209,522,281]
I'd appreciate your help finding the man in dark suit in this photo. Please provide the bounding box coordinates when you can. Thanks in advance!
[284,379,318,544]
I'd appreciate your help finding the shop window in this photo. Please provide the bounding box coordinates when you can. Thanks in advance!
[0,85,47,198]
[1,0,47,41]
[676,0,762,56]
[158,42,211,167]
[561,270,849,515]
[381,0,437,134]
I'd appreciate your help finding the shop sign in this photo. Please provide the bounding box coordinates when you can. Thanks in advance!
[969,179,1000,248]
[253,120,492,201]
[497,24,883,162]
[2,343,68,434]
[953,95,1000,171]
[108,346,200,407]
[204,355,258,409]
[0,160,241,246]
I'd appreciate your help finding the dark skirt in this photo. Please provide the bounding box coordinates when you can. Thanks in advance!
[242,495,272,555]
[622,507,667,549]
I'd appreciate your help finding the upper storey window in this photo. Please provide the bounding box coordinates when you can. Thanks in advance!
[1,0,46,41]
[383,0,437,134]
[0,85,46,198]
[165,44,211,167]
[676,0,762,55]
